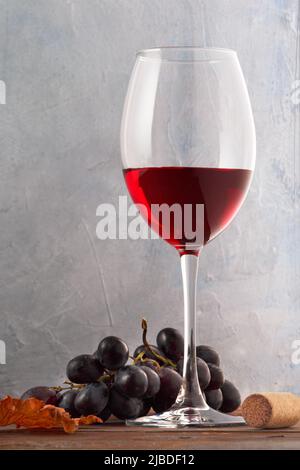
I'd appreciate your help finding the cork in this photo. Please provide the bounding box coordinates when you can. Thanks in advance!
[242,392,300,429]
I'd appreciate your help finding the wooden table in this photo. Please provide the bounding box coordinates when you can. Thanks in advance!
[0,423,300,450]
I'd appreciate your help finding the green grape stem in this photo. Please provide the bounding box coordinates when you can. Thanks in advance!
[98,374,113,383]
[132,350,161,370]
[49,381,85,393]
[50,386,70,392]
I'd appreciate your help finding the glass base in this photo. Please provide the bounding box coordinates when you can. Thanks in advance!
[126,407,245,428]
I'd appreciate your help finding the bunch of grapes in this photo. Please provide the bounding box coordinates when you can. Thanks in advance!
[21,321,241,421]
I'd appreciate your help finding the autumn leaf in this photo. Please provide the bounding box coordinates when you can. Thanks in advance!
[0,396,101,433]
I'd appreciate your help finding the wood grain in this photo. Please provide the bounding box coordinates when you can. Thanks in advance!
[0,423,300,450]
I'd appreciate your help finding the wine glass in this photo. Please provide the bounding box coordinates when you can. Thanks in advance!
[121,47,256,427]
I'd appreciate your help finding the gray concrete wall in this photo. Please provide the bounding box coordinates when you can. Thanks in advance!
[0,0,299,398]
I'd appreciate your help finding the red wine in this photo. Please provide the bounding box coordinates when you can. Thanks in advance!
[123,167,252,253]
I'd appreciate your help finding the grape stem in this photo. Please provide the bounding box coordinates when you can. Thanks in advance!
[63,380,85,389]
[50,386,71,392]
[49,381,85,392]
[132,351,145,363]
[141,318,176,368]
[132,351,161,370]
[98,374,113,383]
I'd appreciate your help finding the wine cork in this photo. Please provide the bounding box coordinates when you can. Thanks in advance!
[242,392,300,429]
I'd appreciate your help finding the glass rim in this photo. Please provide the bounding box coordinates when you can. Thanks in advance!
[136,47,237,62]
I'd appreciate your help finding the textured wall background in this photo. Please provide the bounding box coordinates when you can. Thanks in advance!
[0,0,299,398]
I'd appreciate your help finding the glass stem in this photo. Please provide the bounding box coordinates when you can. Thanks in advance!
[175,253,207,409]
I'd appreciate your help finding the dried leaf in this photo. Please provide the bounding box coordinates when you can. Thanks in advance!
[0,396,101,433]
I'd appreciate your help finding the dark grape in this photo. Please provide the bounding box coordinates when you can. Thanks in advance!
[204,389,223,410]
[205,363,225,391]
[156,328,184,362]
[157,367,182,399]
[115,365,148,398]
[134,344,166,365]
[74,382,109,416]
[58,390,80,417]
[219,380,241,413]
[139,366,160,398]
[138,399,152,417]
[177,357,211,390]
[21,386,58,406]
[109,385,143,420]
[176,359,186,375]
[97,336,129,370]
[151,395,173,413]
[152,367,182,413]
[196,345,220,366]
[98,404,111,422]
[66,354,104,384]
